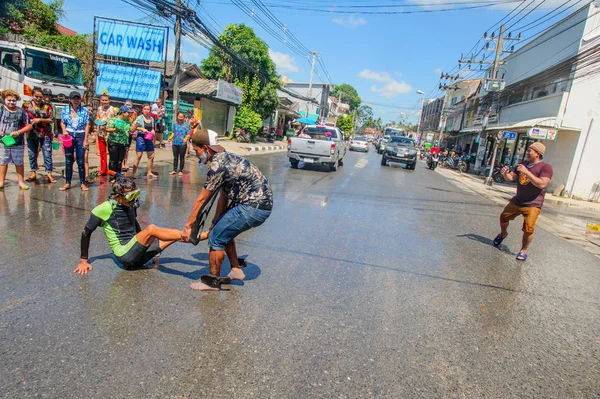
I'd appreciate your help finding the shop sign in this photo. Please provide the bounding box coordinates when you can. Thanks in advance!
[216,79,243,104]
[528,127,558,140]
[473,115,483,126]
[502,131,517,139]
[488,113,498,123]
[95,63,161,102]
[96,19,167,62]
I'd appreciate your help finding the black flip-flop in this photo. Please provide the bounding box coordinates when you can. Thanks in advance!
[493,235,506,247]
[200,274,232,288]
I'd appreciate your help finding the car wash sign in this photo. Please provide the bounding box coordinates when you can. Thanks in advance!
[96,19,167,62]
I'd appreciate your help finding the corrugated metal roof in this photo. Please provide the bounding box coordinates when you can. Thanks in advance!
[179,78,218,96]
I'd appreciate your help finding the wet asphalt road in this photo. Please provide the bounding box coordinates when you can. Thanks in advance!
[1,147,599,398]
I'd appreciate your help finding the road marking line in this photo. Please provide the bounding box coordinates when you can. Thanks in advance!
[355,158,369,169]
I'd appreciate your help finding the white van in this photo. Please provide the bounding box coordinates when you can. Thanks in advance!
[0,38,86,120]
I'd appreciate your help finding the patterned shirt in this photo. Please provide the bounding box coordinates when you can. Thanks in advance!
[172,122,190,146]
[61,105,90,134]
[204,152,273,209]
[27,101,54,138]
[0,106,30,146]
[107,117,131,145]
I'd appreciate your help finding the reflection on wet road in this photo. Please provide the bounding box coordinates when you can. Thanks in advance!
[1,149,599,398]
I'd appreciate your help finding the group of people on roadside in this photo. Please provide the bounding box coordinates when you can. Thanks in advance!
[0,89,198,191]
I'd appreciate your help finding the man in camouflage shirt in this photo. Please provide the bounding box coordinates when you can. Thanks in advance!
[182,129,273,291]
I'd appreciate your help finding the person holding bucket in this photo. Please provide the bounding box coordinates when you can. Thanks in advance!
[0,89,33,191]
[105,105,132,179]
[25,88,56,184]
[60,91,90,191]
[132,104,157,179]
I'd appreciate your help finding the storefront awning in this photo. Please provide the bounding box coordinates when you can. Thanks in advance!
[486,117,559,132]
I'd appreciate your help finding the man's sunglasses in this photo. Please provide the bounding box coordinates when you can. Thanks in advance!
[123,189,141,202]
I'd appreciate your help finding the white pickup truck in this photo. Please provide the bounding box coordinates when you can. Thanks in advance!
[287,125,347,171]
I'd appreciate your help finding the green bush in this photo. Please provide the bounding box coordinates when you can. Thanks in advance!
[234,105,263,137]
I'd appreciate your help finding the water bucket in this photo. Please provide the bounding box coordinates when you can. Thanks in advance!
[165,142,172,150]
[52,141,60,151]
[1,135,16,147]
[144,130,155,141]
[61,135,73,148]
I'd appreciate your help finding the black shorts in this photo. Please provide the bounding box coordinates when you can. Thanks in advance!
[117,240,162,269]
[155,121,164,134]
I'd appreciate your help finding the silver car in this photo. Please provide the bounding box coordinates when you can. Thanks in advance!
[349,136,369,152]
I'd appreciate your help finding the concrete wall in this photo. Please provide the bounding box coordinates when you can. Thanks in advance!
[495,92,567,126]
[543,129,580,192]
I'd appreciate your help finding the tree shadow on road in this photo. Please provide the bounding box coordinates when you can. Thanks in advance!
[457,233,514,255]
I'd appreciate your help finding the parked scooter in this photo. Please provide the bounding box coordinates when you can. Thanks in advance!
[236,129,251,143]
[484,164,506,183]
[427,153,439,170]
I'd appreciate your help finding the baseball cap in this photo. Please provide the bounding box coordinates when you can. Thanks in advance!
[69,91,81,99]
[191,128,225,152]
[42,88,52,96]
[119,105,132,114]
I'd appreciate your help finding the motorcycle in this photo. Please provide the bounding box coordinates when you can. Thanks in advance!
[484,164,506,183]
[235,129,251,143]
[427,153,439,170]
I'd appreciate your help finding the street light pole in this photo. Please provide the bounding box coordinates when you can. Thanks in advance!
[416,90,425,143]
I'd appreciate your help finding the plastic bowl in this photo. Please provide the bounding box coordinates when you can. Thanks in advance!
[1,135,16,147]
[144,131,155,141]
[61,135,73,148]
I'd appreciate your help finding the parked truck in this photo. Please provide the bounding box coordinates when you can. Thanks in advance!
[0,37,86,125]
[287,125,347,171]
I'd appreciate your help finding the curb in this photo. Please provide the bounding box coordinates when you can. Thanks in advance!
[244,145,285,152]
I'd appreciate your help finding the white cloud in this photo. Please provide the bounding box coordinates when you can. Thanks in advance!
[332,15,367,27]
[433,67,443,75]
[269,49,299,73]
[358,68,412,98]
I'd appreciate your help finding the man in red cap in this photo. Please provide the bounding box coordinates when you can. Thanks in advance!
[182,128,273,291]
[493,142,553,261]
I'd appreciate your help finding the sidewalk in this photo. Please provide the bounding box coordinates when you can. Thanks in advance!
[435,164,600,257]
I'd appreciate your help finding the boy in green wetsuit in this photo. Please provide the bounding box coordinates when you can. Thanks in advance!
[75,177,184,274]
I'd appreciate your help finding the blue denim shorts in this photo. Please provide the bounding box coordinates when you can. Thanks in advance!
[135,135,155,152]
[208,205,271,250]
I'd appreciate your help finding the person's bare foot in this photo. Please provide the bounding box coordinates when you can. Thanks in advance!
[228,268,245,281]
[59,184,71,191]
[147,173,157,178]
[18,184,30,191]
[47,174,56,183]
[178,171,183,176]
[25,173,36,182]
[169,170,177,175]
[81,183,89,191]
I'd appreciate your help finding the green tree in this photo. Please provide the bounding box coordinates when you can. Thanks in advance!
[337,114,353,134]
[358,105,373,124]
[0,0,63,36]
[331,83,361,111]
[201,24,280,119]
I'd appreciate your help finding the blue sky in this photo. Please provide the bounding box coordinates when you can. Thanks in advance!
[59,0,570,122]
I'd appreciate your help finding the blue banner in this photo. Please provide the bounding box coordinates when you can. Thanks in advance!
[95,63,162,102]
[96,19,167,62]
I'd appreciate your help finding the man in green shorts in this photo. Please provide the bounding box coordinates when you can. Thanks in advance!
[74,177,183,274]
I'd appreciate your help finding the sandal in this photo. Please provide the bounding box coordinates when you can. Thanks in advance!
[25,174,36,182]
[19,185,30,191]
[81,184,89,191]
[59,184,71,191]
[47,175,57,183]
[493,234,506,247]
[516,252,528,261]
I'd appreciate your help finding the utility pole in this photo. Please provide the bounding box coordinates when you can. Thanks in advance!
[437,73,460,147]
[172,0,183,124]
[306,51,317,116]
[459,24,518,185]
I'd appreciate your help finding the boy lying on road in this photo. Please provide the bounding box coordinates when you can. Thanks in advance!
[75,177,186,274]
